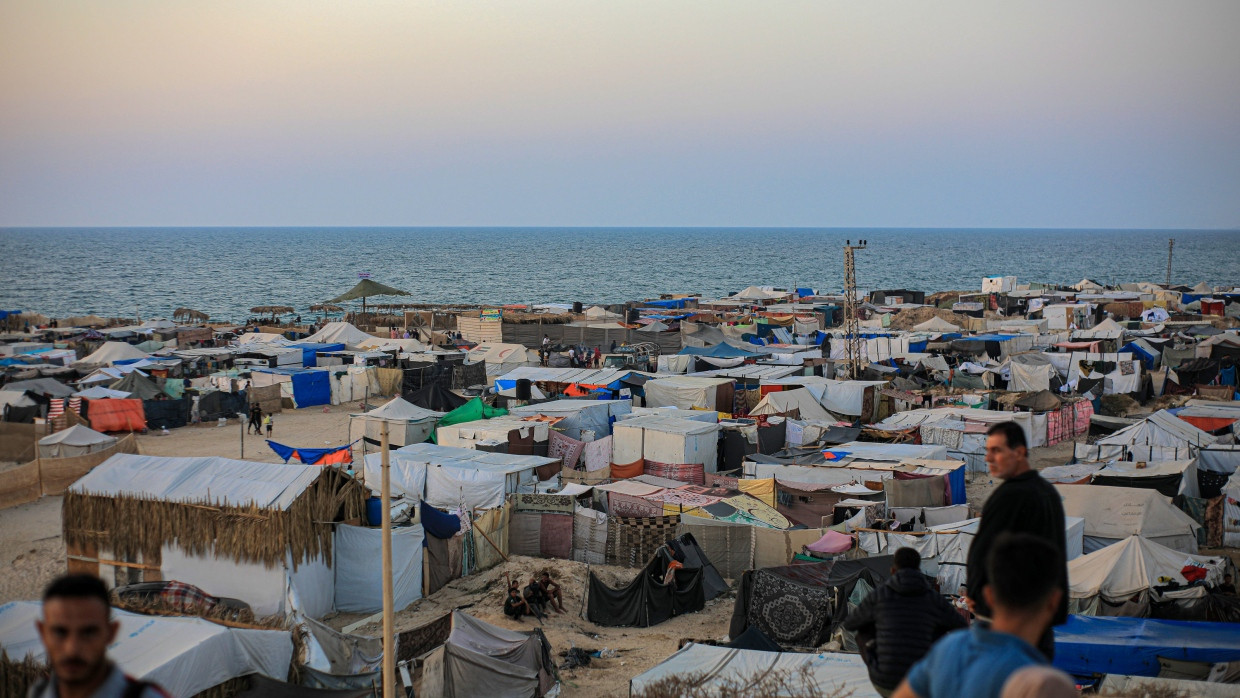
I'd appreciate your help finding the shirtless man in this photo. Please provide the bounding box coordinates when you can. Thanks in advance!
[538,572,566,614]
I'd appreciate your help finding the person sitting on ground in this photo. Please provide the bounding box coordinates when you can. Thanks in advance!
[844,547,966,697]
[1221,573,1236,595]
[523,576,548,619]
[31,574,170,697]
[538,572,566,614]
[892,533,1066,698]
[503,586,532,621]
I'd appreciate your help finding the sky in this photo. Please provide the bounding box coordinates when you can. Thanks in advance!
[1,1,1238,228]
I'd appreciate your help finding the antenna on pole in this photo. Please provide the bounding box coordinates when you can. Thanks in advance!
[843,239,868,379]
[1165,238,1174,288]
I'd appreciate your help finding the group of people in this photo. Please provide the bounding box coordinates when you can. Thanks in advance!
[539,335,611,368]
[502,571,566,622]
[847,421,1076,697]
[246,403,272,437]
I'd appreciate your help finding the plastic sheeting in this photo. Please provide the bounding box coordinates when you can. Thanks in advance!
[420,611,553,698]
[334,524,424,613]
[1057,484,1201,553]
[631,644,880,697]
[0,601,292,698]
[1053,615,1240,678]
[1068,535,1226,604]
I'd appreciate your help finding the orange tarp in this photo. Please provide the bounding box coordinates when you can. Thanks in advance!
[610,460,644,479]
[84,399,146,433]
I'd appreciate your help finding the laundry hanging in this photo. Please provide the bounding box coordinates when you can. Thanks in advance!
[266,439,358,465]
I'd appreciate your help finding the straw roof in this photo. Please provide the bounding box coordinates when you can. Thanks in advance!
[250,306,294,314]
[309,304,343,312]
[172,308,209,322]
[328,279,411,303]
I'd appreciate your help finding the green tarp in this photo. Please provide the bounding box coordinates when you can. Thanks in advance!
[431,398,508,443]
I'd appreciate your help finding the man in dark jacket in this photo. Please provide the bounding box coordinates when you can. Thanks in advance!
[966,421,1067,659]
[844,547,965,696]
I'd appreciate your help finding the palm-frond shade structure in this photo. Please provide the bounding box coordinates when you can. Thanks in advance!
[327,279,412,316]
[250,306,295,321]
[172,308,209,323]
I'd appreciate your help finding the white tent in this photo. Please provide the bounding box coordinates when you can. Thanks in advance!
[612,415,721,472]
[1095,410,1221,456]
[75,341,151,366]
[733,286,789,301]
[583,305,621,319]
[631,643,879,697]
[466,342,535,378]
[349,397,442,448]
[1057,484,1201,553]
[644,375,733,411]
[1072,278,1104,291]
[1068,535,1228,617]
[234,332,291,345]
[436,417,551,451]
[376,443,556,511]
[508,399,632,439]
[912,316,961,333]
[1221,470,1240,547]
[302,322,376,347]
[38,424,117,458]
[750,387,836,421]
[0,601,292,698]
[73,385,132,399]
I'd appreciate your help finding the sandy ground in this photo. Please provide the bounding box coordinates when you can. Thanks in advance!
[0,401,1089,695]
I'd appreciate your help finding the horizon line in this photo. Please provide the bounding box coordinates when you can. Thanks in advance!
[3,225,1237,232]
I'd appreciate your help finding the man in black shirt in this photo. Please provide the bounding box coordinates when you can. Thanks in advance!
[966,421,1067,660]
[503,586,532,621]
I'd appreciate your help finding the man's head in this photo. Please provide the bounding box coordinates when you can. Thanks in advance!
[540,572,550,582]
[983,533,1062,625]
[985,422,1030,480]
[893,547,921,573]
[508,586,521,598]
[37,575,118,687]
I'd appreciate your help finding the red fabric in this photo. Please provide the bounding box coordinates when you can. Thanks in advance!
[539,513,573,559]
[1181,565,1208,583]
[610,459,644,479]
[318,449,353,466]
[85,398,146,432]
[1179,415,1237,433]
[643,460,705,486]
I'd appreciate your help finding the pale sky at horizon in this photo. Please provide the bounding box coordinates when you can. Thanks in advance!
[2,1,1238,228]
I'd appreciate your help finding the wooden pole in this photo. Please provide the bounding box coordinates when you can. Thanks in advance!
[475,520,509,562]
[381,421,394,698]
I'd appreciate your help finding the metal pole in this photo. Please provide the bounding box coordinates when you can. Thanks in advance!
[239,410,245,459]
[380,421,394,698]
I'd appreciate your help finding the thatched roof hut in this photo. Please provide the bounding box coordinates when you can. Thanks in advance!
[63,453,366,617]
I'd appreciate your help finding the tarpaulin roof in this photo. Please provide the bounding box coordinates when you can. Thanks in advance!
[1097,410,1219,449]
[38,424,115,448]
[1056,484,1200,541]
[436,397,508,431]
[76,341,151,365]
[0,601,292,698]
[1054,615,1240,678]
[70,453,324,510]
[4,377,76,398]
[1068,535,1227,600]
[678,342,763,358]
[110,371,164,400]
[351,396,442,422]
[302,322,377,346]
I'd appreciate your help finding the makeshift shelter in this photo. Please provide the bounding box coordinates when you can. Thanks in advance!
[75,341,151,366]
[4,377,75,398]
[1057,484,1201,553]
[372,443,557,510]
[1088,459,1200,498]
[631,644,880,698]
[110,371,163,400]
[37,424,116,458]
[1086,409,1221,461]
[586,533,724,627]
[333,523,424,613]
[750,388,836,421]
[349,397,442,448]
[0,601,292,698]
[83,397,146,432]
[419,611,556,698]
[436,417,549,453]
[407,382,469,412]
[1067,535,1230,617]
[728,556,892,649]
[63,453,366,617]
[303,322,378,347]
[643,375,735,411]
[912,316,961,333]
[508,399,632,440]
[611,415,722,476]
[73,386,131,399]
[466,342,534,379]
[1014,389,1062,412]
[1053,615,1240,679]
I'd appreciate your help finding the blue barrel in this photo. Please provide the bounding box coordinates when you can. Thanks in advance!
[365,497,383,526]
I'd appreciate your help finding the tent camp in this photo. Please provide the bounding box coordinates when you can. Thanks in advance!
[63,453,366,617]
[349,397,442,448]
[371,443,557,511]
[728,556,893,649]
[0,601,292,698]
[749,388,836,421]
[1057,484,1201,553]
[436,417,550,453]
[912,316,961,333]
[587,533,725,628]
[1083,409,1223,461]
[1068,535,1231,618]
[38,424,117,458]
[466,343,533,379]
[419,611,556,698]
[643,375,735,411]
[631,644,880,698]
[110,371,164,400]
[75,341,151,366]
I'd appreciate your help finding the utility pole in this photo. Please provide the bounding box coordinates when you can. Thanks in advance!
[843,239,867,379]
[381,421,394,698]
[1165,238,1174,288]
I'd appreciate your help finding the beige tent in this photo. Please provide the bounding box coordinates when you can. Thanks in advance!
[912,316,961,333]
[302,322,376,347]
[750,388,836,421]
[1068,535,1229,616]
[733,286,788,301]
[349,397,442,448]
[75,341,150,366]
[38,425,117,458]
[1057,484,1201,553]
[583,305,621,320]
[1072,278,1104,291]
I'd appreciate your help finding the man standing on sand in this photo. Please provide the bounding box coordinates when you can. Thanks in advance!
[248,404,262,436]
[966,422,1067,660]
[30,574,170,697]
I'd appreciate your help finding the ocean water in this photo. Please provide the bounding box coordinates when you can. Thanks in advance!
[0,228,1236,323]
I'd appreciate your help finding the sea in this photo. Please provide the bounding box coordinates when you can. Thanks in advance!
[0,228,1236,323]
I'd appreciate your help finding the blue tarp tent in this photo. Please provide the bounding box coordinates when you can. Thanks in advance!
[678,343,762,359]
[288,342,347,367]
[1119,341,1158,370]
[290,370,331,407]
[1054,615,1240,678]
[641,298,689,310]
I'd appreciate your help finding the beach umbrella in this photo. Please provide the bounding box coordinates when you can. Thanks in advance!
[327,279,411,317]
[309,304,343,313]
[250,305,295,322]
[172,307,209,323]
